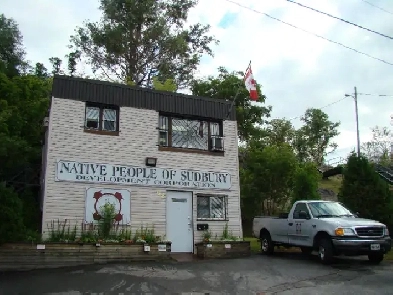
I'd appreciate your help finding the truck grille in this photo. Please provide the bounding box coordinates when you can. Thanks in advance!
[355,226,384,237]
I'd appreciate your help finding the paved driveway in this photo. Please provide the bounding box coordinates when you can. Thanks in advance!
[0,253,392,295]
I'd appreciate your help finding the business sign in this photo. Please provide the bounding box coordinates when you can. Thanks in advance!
[55,160,231,190]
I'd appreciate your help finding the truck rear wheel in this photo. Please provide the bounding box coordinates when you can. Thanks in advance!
[368,253,384,264]
[260,233,274,255]
[318,237,334,265]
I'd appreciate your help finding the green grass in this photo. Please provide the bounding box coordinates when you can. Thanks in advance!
[318,175,343,194]
[244,237,300,253]
[385,251,393,260]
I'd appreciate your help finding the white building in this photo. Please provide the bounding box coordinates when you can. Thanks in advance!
[40,75,242,253]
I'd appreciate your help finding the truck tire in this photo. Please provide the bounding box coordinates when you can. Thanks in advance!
[300,247,313,255]
[368,253,384,264]
[260,233,274,255]
[317,237,334,265]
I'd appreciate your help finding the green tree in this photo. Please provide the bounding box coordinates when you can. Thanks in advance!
[152,76,177,92]
[361,125,392,166]
[70,0,218,88]
[0,73,51,182]
[191,67,271,142]
[338,153,392,225]
[265,118,295,146]
[294,108,340,166]
[291,162,321,204]
[0,184,26,244]
[241,143,297,217]
[0,14,27,78]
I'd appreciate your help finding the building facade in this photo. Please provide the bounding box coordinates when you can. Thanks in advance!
[40,75,242,253]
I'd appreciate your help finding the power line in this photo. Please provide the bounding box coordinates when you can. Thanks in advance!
[223,0,393,67]
[286,0,393,40]
[288,96,348,121]
[357,93,393,97]
[360,0,393,16]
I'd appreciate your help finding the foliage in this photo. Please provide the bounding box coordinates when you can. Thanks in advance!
[45,220,164,244]
[361,125,392,166]
[152,77,177,92]
[291,162,321,204]
[338,153,393,225]
[220,223,238,241]
[47,219,78,243]
[0,184,26,244]
[191,67,271,141]
[97,202,116,239]
[241,143,298,216]
[293,108,340,165]
[0,14,27,78]
[69,0,218,88]
[264,118,295,146]
[202,229,212,242]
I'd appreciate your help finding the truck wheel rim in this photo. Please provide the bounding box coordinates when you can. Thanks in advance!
[319,246,325,260]
[262,239,268,251]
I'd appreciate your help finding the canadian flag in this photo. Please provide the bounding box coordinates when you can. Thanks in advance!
[244,65,258,101]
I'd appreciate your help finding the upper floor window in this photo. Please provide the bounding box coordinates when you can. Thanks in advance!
[158,115,224,152]
[84,103,119,135]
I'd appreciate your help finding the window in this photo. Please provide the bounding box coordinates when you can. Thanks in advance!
[292,203,310,219]
[84,103,119,133]
[197,195,227,220]
[158,115,224,152]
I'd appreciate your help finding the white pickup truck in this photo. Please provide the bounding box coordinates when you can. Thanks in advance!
[252,200,392,264]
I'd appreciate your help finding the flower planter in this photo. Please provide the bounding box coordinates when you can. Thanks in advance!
[195,240,251,259]
[0,242,172,272]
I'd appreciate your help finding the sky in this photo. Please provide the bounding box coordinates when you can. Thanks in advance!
[3,0,393,163]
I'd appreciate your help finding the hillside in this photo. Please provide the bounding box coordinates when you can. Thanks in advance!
[318,175,393,197]
[318,175,342,194]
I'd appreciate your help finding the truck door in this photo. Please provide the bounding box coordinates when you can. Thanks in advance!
[288,202,313,246]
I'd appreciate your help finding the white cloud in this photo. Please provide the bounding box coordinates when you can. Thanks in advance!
[2,0,392,162]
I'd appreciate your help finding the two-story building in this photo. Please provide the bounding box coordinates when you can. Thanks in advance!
[40,75,242,253]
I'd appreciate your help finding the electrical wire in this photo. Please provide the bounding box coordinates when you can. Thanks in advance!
[357,93,393,97]
[360,0,393,16]
[222,0,393,67]
[288,96,348,121]
[285,0,393,40]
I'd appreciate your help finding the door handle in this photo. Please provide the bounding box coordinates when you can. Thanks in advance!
[288,223,293,226]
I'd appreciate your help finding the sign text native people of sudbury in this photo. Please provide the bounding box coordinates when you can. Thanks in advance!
[56,160,231,190]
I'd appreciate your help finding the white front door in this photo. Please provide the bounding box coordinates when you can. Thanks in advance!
[166,191,193,253]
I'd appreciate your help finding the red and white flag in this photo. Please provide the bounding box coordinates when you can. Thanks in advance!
[244,65,258,101]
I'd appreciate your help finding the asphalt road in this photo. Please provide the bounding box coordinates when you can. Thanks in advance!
[0,253,392,295]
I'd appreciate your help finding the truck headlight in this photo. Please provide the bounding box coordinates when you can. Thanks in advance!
[385,227,390,236]
[335,227,355,236]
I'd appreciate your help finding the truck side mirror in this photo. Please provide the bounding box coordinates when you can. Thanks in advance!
[299,211,310,220]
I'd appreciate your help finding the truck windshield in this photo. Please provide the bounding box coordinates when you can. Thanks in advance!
[308,202,354,218]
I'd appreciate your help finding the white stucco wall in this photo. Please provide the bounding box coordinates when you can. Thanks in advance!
[42,97,242,247]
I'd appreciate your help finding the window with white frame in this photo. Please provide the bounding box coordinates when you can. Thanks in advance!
[85,103,119,133]
[158,114,224,152]
[197,195,228,220]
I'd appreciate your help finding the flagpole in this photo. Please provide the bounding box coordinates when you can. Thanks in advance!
[225,60,252,120]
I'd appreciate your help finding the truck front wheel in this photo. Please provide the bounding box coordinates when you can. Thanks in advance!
[260,233,274,255]
[368,253,384,264]
[318,237,334,264]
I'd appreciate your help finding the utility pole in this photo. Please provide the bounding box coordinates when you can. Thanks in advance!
[354,86,361,157]
[345,87,361,157]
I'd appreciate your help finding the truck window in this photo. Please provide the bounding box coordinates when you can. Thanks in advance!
[293,203,310,219]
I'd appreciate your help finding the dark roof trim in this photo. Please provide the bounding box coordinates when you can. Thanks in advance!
[52,75,236,121]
